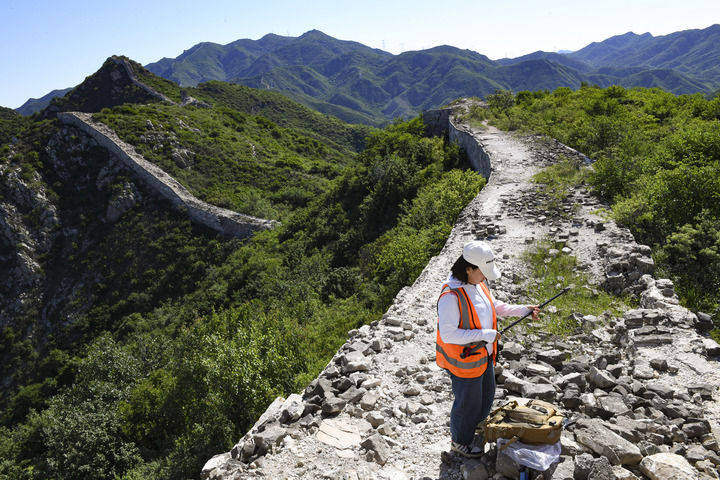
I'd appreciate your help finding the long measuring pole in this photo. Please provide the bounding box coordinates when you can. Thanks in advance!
[500,287,571,334]
[459,287,571,359]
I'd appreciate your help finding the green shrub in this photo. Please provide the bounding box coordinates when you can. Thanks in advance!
[486,90,515,112]
[657,210,720,320]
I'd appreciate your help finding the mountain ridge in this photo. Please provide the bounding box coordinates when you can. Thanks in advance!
[16,25,720,122]
[143,26,719,124]
[15,88,73,116]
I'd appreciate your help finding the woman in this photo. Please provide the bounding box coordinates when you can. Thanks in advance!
[436,240,539,458]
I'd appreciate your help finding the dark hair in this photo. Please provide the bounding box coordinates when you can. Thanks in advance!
[451,255,478,284]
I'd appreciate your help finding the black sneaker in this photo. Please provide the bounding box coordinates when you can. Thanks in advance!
[450,440,483,458]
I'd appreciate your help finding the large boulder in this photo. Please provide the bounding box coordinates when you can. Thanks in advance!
[702,338,720,357]
[574,419,642,465]
[340,351,370,373]
[537,349,567,367]
[495,447,521,478]
[200,452,231,480]
[521,382,556,401]
[587,366,616,389]
[545,456,574,480]
[460,459,489,480]
[252,424,287,456]
[279,393,304,423]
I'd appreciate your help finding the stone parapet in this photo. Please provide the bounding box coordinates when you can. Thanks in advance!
[448,116,492,178]
[422,107,491,178]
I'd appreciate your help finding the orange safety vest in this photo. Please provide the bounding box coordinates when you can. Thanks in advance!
[436,282,497,378]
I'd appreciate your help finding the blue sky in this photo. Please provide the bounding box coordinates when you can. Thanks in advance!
[2,0,718,109]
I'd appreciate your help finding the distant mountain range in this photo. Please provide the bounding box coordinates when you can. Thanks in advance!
[15,25,720,124]
[15,87,72,116]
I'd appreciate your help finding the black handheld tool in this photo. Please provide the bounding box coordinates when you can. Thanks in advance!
[459,287,571,359]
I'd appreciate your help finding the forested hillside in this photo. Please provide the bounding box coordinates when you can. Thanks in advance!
[470,86,720,338]
[0,107,27,145]
[0,57,485,479]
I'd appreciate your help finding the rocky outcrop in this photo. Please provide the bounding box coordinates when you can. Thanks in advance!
[58,112,277,238]
[105,181,141,222]
[0,147,60,330]
[202,101,720,480]
[180,91,211,109]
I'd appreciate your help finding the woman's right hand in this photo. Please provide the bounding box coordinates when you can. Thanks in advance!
[493,330,501,343]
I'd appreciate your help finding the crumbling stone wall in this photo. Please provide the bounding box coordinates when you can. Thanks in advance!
[423,106,592,179]
[58,112,277,238]
[201,102,720,480]
[448,118,493,178]
[422,107,492,178]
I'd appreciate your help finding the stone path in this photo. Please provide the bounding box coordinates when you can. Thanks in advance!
[202,105,720,480]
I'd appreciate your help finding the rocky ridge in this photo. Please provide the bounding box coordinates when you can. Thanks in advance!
[1,121,145,337]
[201,102,720,480]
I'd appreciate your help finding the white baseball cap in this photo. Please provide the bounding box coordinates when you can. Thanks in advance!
[463,240,501,280]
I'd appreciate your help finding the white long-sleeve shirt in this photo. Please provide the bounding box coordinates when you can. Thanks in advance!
[437,275,530,355]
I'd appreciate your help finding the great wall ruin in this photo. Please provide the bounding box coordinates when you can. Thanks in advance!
[58,111,277,239]
[200,100,720,480]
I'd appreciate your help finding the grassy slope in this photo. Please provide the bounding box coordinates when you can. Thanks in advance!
[93,101,355,221]
[188,81,374,151]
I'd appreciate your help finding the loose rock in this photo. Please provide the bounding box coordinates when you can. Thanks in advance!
[639,452,699,480]
[360,433,390,466]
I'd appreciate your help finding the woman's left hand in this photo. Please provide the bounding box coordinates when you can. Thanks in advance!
[527,305,540,321]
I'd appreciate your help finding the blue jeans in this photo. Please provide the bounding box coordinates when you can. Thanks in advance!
[449,361,496,445]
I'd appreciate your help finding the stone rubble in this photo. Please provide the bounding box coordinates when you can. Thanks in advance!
[201,101,720,480]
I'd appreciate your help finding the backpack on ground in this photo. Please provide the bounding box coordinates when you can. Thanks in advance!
[480,399,564,446]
